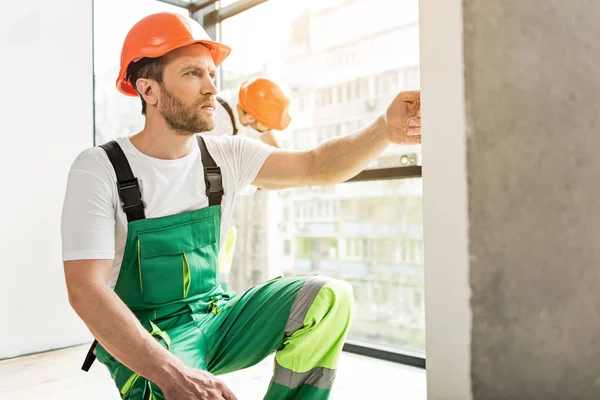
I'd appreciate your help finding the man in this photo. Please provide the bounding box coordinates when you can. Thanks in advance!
[209,77,291,149]
[62,12,421,400]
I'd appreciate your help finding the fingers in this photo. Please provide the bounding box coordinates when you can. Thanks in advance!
[408,117,421,127]
[222,392,237,400]
[396,90,420,102]
[406,116,421,136]
[406,127,421,136]
[215,379,238,400]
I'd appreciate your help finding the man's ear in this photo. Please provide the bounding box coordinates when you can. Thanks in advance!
[136,78,159,108]
[246,113,257,124]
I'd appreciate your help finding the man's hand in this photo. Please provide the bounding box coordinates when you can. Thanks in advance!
[385,90,421,145]
[64,261,236,400]
[161,367,237,400]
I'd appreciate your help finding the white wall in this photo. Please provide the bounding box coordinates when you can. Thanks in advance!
[0,0,93,358]
[420,0,472,398]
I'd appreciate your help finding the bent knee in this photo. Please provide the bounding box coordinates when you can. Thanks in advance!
[315,277,355,317]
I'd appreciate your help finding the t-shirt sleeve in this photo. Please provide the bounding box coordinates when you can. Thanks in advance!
[61,149,116,261]
[203,135,274,196]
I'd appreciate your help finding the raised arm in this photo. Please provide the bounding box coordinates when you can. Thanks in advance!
[253,90,420,190]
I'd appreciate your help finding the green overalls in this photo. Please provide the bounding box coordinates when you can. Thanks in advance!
[81,137,354,399]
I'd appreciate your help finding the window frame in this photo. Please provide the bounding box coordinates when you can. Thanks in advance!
[151,0,425,368]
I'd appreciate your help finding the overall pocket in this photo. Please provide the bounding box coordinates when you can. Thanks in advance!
[138,217,218,305]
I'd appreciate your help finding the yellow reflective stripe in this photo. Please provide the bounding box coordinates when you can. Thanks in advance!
[137,240,143,294]
[277,279,353,371]
[273,360,336,390]
[148,320,160,336]
[182,252,191,298]
[148,381,159,400]
[120,372,142,396]
[149,321,171,348]
[218,225,237,274]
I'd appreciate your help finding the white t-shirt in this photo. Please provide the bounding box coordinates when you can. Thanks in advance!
[61,135,273,289]
[205,89,263,140]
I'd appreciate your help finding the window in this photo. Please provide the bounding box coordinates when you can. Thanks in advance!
[387,70,399,93]
[413,292,422,310]
[308,179,423,353]
[344,121,354,133]
[291,13,310,45]
[284,240,292,256]
[405,66,420,90]
[94,0,424,357]
[283,206,292,220]
[315,91,323,107]
[337,85,344,104]
[355,78,364,100]
[346,82,354,102]
[323,87,333,105]
[342,50,350,66]
[377,73,387,95]
[335,123,342,136]
[326,54,334,70]
[297,96,305,112]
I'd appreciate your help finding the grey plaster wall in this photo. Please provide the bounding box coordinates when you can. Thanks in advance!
[464,1,600,399]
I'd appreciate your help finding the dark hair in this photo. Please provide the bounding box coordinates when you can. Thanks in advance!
[126,56,166,115]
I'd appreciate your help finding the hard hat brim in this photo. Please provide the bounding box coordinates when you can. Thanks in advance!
[116,39,231,96]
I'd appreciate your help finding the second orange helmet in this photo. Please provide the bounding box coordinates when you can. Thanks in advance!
[238,78,292,131]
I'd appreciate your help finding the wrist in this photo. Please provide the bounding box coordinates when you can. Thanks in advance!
[375,114,392,143]
[151,354,188,390]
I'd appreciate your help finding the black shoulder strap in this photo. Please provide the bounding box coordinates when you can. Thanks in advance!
[217,97,238,136]
[197,136,223,206]
[82,140,147,372]
[99,140,146,222]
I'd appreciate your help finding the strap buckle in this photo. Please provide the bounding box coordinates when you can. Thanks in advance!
[204,167,224,197]
[117,178,144,213]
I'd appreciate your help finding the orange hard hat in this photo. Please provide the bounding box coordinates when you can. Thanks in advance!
[116,12,231,96]
[238,78,292,131]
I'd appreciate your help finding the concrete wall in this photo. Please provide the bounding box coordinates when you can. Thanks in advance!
[423,0,600,398]
[421,0,471,398]
[0,0,93,358]
[465,1,600,399]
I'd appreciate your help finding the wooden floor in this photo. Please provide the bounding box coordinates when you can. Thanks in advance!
[0,344,427,399]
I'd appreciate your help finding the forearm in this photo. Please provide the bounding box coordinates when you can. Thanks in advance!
[253,91,418,191]
[309,115,389,185]
[69,283,185,387]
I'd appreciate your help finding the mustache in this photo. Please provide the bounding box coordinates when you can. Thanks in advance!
[195,97,216,108]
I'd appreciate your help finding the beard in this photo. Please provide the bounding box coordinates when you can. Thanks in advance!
[159,86,215,135]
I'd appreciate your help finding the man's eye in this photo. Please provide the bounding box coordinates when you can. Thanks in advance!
[186,71,199,77]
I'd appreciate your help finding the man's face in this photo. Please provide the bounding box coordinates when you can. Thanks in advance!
[236,103,270,133]
[158,44,218,135]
